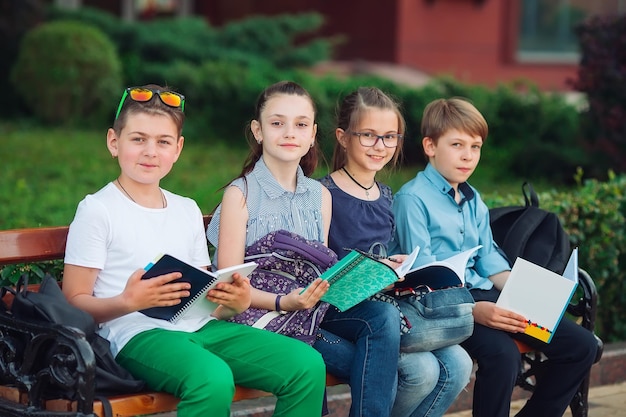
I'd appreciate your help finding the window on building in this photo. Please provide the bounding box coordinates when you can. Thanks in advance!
[517,0,625,63]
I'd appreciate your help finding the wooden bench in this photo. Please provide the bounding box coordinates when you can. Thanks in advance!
[0,216,342,417]
[0,216,603,417]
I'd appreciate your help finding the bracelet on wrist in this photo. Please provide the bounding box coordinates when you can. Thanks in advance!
[275,295,287,314]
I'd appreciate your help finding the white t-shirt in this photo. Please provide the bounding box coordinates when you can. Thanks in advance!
[65,182,212,356]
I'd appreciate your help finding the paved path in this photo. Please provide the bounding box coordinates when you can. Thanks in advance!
[445,381,626,417]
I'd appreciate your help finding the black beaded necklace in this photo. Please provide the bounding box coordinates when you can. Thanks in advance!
[341,167,375,199]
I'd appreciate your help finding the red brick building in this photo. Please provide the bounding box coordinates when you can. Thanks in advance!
[74,0,624,91]
[200,0,625,91]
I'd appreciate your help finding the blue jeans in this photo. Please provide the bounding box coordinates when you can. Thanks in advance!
[392,345,472,417]
[314,300,401,417]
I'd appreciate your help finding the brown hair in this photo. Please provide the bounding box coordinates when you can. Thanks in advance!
[421,97,488,144]
[238,80,320,178]
[331,87,405,171]
[112,84,185,137]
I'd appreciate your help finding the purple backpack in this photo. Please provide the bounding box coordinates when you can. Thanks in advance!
[229,230,338,345]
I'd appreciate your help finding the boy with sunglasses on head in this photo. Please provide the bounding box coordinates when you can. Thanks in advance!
[62,84,326,417]
[390,97,597,417]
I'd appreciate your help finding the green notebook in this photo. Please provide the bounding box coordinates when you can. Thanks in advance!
[319,251,400,311]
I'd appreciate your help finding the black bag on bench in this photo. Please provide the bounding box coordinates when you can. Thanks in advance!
[489,181,571,274]
[2,274,145,414]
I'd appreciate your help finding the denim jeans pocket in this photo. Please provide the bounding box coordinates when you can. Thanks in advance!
[399,287,475,352]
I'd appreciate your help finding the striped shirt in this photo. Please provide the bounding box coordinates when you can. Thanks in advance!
[207,157,325,254]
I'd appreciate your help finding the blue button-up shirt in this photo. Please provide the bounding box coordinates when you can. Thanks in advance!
[389,163,510,290]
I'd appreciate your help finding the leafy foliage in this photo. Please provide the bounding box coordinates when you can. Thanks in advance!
[12,5,585,185]
[10,20,122,126]
[46,6,334,87]
[216,13,333,68]
[570,15,626,175]
[0,260,63,286]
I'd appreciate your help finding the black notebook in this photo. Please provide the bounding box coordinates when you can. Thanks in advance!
[395,246,481,290]
[139,254,257,323]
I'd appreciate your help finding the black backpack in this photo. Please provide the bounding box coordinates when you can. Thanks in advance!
[489,182,571,274]
[3,274,146,416]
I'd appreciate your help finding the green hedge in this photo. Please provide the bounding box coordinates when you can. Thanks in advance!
[144,58,585,182]
[483,173,626,343]
[39,6,590,184]
[10,20,122,126]
[46,7,334,86]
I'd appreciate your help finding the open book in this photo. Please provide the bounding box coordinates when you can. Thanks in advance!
[496,248,579,343]
[317,246,420,312]
[139,254,257,323]
[394,245,482,291]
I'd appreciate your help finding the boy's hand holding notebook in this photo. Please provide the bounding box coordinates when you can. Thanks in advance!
[139,254,257,323]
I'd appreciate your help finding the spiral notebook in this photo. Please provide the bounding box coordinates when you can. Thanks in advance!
[139,254,257,323]
[318,251,401,312]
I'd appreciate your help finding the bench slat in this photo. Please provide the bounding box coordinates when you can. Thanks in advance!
[0,226,68,265]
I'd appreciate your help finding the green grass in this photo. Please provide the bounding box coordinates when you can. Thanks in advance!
[1,121,529,229]
[1,122,245,229]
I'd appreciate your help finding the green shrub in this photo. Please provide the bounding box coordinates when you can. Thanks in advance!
[47,7,334,87]
[216,13,333,68]
[571,15,626,176]
[10,20,122,126]
[484,174,626,343]
[0,260,63,286]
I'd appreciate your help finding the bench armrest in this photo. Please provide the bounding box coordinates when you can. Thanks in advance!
[0,312,97,416]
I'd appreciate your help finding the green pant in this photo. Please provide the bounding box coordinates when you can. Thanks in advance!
[117,320,326,417]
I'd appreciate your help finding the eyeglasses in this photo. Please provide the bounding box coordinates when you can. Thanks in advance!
[350,131,403,148]
[115,87,185,119]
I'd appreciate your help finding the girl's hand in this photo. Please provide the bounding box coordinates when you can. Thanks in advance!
[122,269,190,311]
[380,254,408,290]
[281,278,330,311]
[208,273,252,318]
[381,254,408,269]
[473,301,528,332]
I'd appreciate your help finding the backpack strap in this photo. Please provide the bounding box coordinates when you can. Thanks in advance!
[501,183,545,261]
[95,395,113,417]
[522,181,539,207]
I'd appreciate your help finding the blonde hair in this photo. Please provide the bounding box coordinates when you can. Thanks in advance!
[421,97,488,144]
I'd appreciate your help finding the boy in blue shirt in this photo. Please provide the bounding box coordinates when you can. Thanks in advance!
[390,97,597,417]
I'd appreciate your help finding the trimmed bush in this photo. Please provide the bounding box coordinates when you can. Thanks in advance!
[47,7,334,87]
[10,20,122,126]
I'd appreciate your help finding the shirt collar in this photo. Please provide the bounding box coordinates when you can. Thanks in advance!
[423,163,475,204]
[253,156,309,199]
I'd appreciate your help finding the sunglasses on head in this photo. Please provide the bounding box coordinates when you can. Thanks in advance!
[115,87,185,119]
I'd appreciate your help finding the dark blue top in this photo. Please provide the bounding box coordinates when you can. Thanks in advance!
[319,174,395,260]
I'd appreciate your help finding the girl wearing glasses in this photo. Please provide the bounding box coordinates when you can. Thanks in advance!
[62,84,326,417]
[318,87,473,417]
